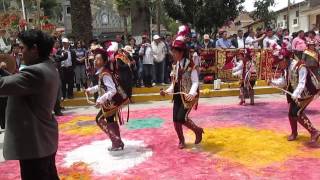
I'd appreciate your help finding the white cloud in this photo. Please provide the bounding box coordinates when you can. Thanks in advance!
[243,0,305,12]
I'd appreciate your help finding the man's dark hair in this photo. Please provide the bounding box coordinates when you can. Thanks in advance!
[237,29,243,33]
[308,30,316,36]
[18,29,54,58]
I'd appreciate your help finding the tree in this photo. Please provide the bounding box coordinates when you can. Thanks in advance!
[163,0,245,34]
[252,0,276,27]
[70,0,93,44]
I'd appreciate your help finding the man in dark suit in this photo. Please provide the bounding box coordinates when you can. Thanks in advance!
[0,30,59,180]
[57,38,76,99]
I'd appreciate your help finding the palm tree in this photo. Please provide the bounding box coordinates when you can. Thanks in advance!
[70,0,93,44]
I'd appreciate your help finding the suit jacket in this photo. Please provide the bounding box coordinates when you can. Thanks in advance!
[0,59,59,160]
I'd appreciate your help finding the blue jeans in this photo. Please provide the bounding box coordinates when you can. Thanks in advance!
[154,61,165,84]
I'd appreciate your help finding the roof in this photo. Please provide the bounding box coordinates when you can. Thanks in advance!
[242,20,264,28]
[275,0,308,13]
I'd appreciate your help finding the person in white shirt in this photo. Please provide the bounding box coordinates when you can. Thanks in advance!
[152,35,166,85]
[263,28,278,49]
[0,29,10,53]
[86,49,126,151]
[245,31,265,49]
[139,38,154,87]
[160,36,203,149]
[270,50,320,144]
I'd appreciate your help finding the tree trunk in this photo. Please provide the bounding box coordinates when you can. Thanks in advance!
[131,0,150,36]
[156,0,161,35]
[70,0,93,44]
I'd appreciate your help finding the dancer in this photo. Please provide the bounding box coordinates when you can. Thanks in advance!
[302,41,320,80]
[160,25,203,149]
[232,49,257,105]
[270,47,320,144]
[85,48,129,151]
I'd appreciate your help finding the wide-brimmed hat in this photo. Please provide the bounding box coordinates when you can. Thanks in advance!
[307,41,316,45]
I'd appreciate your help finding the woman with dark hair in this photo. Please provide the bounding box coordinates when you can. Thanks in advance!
[85,49,127,151]
[160,36,203,149]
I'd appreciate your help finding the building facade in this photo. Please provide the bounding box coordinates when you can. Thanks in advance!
[61,0,124,36]
[274,0,320,33]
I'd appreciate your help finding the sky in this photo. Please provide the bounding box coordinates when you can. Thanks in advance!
[243,0,305,12]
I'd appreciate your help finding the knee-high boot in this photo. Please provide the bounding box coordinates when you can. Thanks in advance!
[287,116,298,141]
[298,113,320,144]
[184,118,204,144]
[174,122,185,149]
[106,122,124,151]
[239,87,245,105]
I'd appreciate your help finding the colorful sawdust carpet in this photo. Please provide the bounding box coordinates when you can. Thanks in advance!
[1,101,320,179]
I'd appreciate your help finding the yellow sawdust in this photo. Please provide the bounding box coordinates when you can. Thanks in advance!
[59,116,100,136]
[200,127,303,168]
[59,162,92,180]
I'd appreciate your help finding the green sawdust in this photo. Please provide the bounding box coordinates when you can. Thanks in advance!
[126,117,164,130]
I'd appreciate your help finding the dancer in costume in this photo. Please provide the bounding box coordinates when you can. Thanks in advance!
[302,41,320,80]
[85,48,129,151]
[160,25,204,149]
[114,46,135,99]
[270,47,320,144]
[232,49,257,105]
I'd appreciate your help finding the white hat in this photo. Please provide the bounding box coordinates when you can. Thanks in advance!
[153,35,160,40]
[62,38,69,43]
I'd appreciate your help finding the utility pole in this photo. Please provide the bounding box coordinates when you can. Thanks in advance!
[21,0,27,30]
[156,0,160,35]
[287,0,290,29]
[2,0,6,12]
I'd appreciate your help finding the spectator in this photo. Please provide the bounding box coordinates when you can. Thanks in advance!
[244,26,254,38]
[216,31,232,49]
[245,31,265,49]
[74,40,87,91]
[275,28,284,45]
[306,30,320,48]
[292,30,307,59]
[231,30,245,49]
[263,28,278,48]
[164,35,173,84]
[0,29,10,53]
[201,34,215,49]
[152,35,166,85]
[128,38,141,87]
[58,38,76,99]
[139,38,154,87]
[10,43,22,71]
[0,29,60,180]
[256,27,265,48]
[116,34,124,49]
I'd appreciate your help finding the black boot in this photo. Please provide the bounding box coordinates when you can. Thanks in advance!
[239,87,245,105]
[174,122,185,149]
[184,118,204,144]
[76,84,81,92]
[298,113,320,144]
[249,88,254,105]
[287,116,298,141]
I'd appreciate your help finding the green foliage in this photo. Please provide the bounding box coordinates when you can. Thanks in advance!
[252,0,276,27]
[163,0,245,33]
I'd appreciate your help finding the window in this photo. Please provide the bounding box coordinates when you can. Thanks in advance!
[28,18,33,23]
[284,15,287,20]
[293,18,298,25]
[296,10,299,17]
[66,7,71,15]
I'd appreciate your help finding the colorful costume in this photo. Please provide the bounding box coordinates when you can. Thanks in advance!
[302,41,320,80]
[271,53,320,143]
[232,50,257,105]
[164,25,204,149]
[115,51,134,98]
[87,66,129,151]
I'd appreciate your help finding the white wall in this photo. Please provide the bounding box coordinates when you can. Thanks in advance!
[275,2,310,33]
